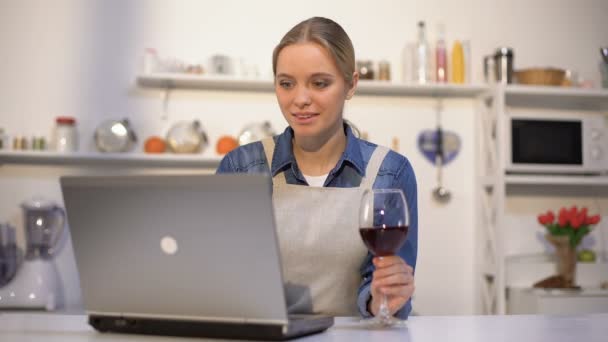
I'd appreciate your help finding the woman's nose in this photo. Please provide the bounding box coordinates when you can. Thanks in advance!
[293,85,312,107]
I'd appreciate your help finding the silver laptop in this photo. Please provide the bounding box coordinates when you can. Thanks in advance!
[60,174,333,340]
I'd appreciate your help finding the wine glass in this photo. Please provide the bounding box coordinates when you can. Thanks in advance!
[359,188,409,327]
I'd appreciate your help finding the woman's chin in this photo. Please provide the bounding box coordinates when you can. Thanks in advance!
[291,125,321,139]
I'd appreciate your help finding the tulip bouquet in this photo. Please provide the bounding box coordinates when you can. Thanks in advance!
[537,206,601,248]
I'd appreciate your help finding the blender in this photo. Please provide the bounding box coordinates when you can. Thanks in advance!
[0,199,66,310]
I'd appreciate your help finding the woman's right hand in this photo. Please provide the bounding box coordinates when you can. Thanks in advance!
[368,256,415,317]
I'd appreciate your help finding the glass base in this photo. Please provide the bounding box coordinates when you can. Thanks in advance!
[359,316,408,328]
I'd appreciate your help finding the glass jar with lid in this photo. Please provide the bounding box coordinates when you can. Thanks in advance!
[52,116,78,152]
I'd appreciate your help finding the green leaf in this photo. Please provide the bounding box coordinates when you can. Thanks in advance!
[571,226,590,248]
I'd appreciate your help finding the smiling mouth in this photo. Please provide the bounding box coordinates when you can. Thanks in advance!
[293,113,318,119]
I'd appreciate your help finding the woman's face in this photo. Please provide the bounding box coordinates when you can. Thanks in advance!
[274,42,356,141]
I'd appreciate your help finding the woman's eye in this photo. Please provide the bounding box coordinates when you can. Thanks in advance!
[279,80,294,89]
[313,80,329,88]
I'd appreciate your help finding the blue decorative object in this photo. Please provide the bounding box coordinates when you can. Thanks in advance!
[417,129,461,166]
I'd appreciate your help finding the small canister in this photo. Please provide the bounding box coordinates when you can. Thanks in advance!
[493,47,514,84]
[52,116,78,152]
[356,60,374,80]
[0,128,8,150]
[378,60,391,81]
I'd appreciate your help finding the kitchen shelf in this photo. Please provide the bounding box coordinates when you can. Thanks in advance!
[508,286,608,315]
[0,151,222,168]
[136,73,489,98]
[505,85,608,110]
[505,174,608,186]
[506,252,608,264]
[510,286,608,297]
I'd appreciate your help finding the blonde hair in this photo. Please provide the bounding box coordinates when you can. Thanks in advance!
[272,17,355,85]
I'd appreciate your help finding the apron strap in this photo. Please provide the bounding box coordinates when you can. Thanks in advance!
[359,146,389,189]
[261,137,288,186]
[262,137,389,189]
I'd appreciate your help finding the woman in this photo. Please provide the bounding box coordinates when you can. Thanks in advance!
[217,17,417,320]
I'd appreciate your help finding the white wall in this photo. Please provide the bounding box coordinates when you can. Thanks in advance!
[0,0,607,315]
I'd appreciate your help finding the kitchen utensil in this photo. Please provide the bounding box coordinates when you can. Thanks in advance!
[94,119,137,153]
[601,48,608,88]
[22,198,66,259]
[600,47,608,64]
[514,68,566,86]
[432,100,451,204]
[166,120,208,153]
[493,47,514,84]
[0,199,66,310]
[0,223,20,288]
[237,121,275,146]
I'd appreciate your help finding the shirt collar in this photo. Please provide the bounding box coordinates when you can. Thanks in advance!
[270,123,366,178]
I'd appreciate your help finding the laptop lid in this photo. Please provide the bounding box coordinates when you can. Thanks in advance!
[61,174,288,325]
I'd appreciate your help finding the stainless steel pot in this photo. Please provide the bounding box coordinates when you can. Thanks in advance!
[94,119,137,153]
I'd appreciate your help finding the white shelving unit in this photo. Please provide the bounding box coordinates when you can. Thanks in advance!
[0,151,222,168]
[136,73,489,98]
[477,84,608,315]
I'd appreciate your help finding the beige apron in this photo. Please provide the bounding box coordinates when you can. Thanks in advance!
[261,138,388,316]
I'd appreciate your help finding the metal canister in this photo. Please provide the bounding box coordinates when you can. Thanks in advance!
[493,47,514,84]
[378,61,391,81]
[483,56,495,83]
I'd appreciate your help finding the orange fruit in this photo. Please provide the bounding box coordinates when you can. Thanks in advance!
[216,135,239,155]
[144,136,166,153]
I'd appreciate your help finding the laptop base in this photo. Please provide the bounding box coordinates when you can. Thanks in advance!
[89,314,334,341]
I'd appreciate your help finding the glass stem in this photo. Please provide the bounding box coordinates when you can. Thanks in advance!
[379,293,390,322]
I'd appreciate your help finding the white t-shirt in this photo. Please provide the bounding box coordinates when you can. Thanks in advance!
[303,173,328,187]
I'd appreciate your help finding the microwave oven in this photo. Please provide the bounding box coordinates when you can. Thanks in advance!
[506,111,608,175]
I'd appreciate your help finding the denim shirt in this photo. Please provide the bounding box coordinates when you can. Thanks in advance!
[216,124,418,319]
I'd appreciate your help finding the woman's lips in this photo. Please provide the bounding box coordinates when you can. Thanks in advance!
[292,112,319,124]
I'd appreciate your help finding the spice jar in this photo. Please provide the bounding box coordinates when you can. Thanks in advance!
[356,60,374,80]
[52,116,78,152]
[378,60,391,81]
[0,128,8,150]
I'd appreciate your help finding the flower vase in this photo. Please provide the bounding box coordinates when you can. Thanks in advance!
[545,234,577,288]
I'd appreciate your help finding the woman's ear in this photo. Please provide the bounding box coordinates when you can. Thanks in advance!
[346,71,359,100]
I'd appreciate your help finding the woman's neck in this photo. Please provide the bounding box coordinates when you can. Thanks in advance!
[292,122,346,176]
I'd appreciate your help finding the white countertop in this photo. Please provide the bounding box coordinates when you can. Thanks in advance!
[1,312,608,342]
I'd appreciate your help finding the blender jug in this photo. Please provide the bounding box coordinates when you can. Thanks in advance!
[21,199,66,260]
[0,223,20,287]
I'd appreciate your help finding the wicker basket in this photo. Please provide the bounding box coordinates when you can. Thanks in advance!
[514,68,566,86]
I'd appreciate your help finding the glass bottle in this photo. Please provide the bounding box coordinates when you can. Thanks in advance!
[52,116,78,153]
[435,24,448,83]
[415,21,431,84]
[451,41,465,84]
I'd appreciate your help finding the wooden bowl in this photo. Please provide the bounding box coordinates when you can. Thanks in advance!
[514,68,566,86]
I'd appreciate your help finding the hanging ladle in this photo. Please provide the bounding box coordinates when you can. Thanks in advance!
[432,99,451,203]
[600,47,608,64]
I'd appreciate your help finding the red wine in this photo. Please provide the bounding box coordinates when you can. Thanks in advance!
[359,226,409,256]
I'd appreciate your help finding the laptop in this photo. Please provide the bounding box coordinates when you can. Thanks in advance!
[60,174,333,340]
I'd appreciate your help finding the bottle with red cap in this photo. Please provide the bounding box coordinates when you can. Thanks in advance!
[52,116,78,152]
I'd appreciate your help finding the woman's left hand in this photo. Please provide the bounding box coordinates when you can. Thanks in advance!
[368,256,415,317]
